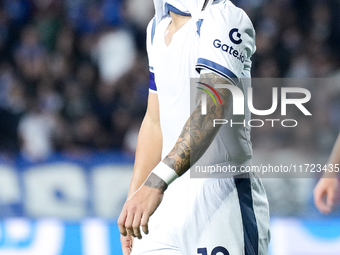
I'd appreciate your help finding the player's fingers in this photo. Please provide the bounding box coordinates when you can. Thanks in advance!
[141,213,149,235]
[130,236,134,249]
[124,211,135,237]
[132,212,142,239]
[118,210,128,236]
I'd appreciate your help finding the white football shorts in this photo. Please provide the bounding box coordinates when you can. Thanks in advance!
[131,173,270,255]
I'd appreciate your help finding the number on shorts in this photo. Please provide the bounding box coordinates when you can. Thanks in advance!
[197,246,230,255]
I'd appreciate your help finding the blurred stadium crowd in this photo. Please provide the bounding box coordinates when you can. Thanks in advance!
[0,0,340,162]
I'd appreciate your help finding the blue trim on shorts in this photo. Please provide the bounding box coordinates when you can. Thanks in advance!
[165,3,191,16]
[149,71,157,92]
[196,58,239,85]
[235,176,259,255]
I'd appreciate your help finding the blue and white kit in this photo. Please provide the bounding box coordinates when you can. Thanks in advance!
[132,0,270,254]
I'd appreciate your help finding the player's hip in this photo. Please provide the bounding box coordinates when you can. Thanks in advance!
[133,175,270,255]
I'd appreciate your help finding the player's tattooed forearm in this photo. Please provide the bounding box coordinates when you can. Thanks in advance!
[145,173,168,192]
[163,138,191,173]
[163,73,232,176]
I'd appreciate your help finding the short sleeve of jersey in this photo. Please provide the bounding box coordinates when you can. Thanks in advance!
[146,18,157,93]
[196,5,256,85]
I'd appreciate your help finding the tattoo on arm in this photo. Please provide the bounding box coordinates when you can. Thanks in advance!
[163,73,232,176]
[144,173,168,192]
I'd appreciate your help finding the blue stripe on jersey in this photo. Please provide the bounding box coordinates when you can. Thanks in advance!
[196,19,203,36]
[234,176,259,255]
[165,3,191,16]
[149,71,157,91]
[151,18,156,45]
[196,58,239,85]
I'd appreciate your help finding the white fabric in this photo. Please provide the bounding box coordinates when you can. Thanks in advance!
[166,0,189,14]
[132,176,270,255]
[196,2,256,81]
[146,1,256,177]
[138,1,270,254]
[152,162,179,185]
[153,0,214,25]
[192,2,256,173]
[146,16,199,164]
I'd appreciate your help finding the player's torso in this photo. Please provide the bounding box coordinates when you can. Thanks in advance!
[151,3,254,175]
[152,16,200,157]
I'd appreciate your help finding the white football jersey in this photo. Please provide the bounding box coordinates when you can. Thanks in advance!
[146,0,256,177]
[132,3,270,255]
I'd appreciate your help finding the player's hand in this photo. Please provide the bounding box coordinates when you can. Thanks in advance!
[314,177,339,214]
[121,234,133,255]
[117,184,164,239]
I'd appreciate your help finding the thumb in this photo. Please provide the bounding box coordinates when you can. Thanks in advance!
[121,235,133,255]
[122,246,131,255]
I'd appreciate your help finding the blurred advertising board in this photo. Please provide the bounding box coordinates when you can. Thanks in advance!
[0,218,339,255]
[0,152,133,219]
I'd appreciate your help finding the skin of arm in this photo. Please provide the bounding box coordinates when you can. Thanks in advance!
[314,133,340,213]
[120,92,163,254]
[118,72,232,239]
[127,93,163,198]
